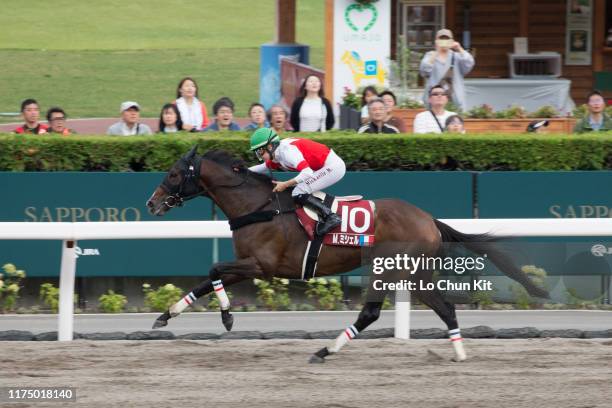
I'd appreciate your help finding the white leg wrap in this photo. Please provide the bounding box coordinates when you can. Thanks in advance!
[169,292,196,316]
[449,328,467,361]
[328,325,358,354]
[212,280,230,310]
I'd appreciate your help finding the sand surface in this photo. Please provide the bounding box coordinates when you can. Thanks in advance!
[1,338,611,407]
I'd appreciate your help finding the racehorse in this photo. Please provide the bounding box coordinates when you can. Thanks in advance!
[146,146,548,363]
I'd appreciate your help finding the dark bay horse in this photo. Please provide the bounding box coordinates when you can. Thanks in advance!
[146,147,548,362]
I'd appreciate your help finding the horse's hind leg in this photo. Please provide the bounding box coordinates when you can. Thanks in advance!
[417,286,466,361]
[309,300,384,363]
[152,275,246,329]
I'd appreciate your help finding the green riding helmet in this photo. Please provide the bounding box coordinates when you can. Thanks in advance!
[250,128,280,161]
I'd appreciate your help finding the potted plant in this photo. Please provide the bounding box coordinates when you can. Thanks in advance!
[463,104,576,134]
[339,87,363,130]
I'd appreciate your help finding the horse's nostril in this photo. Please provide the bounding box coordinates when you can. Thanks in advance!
[146,200,153,208]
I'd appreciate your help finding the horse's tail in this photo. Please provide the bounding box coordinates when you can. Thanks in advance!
[433,219,550,299]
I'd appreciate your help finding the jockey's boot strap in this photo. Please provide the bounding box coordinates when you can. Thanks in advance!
[295,194,341,236]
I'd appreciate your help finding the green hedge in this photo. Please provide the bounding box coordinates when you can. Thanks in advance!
[1,131,612,171]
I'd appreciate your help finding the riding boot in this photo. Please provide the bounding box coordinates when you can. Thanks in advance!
[294,194,341,236]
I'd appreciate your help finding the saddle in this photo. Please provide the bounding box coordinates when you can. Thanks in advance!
[296,192,376,280]
[296,191,376,246]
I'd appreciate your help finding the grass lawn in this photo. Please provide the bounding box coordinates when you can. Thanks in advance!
[0,0,325,120]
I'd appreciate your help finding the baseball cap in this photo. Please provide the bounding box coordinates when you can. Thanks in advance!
[120,101,140,113]
[436,29,453,39]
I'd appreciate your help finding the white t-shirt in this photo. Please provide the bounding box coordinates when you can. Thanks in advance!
[413,110,456,134]
[299,98,326,132]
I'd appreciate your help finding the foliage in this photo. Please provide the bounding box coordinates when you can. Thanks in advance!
[98,290,127,313]
[39,283,76,313]
[494,105,528,119]
[207,289,233,310]
[388,35,423,92]
[142,283,183,312]
[306,278,344,310]
[467,104,560,119]
[564,287,605,308]
[510,265,547,309]
[341,87,361,110]
[3,132,612,171]
[253,278,291,311]
[466,104,495,119]
[469,289,495,308]
[0,263,26,313]
[398,99,424,109]
[528,105,560,118]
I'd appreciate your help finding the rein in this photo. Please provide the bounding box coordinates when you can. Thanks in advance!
[163,155,293,229]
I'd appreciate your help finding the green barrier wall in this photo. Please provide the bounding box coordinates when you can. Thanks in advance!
[0,172,473,277]
[477,171,612,279]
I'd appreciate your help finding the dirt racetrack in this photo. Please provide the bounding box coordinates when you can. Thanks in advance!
[1,338,611,408]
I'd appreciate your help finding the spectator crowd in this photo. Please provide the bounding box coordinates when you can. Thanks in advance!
[9,31,611,137]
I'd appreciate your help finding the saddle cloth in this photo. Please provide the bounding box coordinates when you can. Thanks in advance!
[295,191,376,247]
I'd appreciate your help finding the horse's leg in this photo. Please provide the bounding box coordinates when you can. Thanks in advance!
[206,257,264,330]
[152,275,246,329]
[309,300,384,364]
[417,285,466,362]
[153,257,262,330]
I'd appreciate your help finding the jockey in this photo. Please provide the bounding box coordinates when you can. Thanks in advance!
[248,128,345,236]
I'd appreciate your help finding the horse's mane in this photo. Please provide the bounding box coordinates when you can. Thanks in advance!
[201,149,272,185]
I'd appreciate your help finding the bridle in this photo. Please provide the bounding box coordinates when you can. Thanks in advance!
[160,155,249,209]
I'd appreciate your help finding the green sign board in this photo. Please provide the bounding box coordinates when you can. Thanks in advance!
[0,172,473,276]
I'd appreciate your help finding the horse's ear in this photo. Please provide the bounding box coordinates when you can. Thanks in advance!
[187,144,198,159]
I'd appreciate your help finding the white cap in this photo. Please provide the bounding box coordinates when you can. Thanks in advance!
[436,29,453,39]
[120,101,140,113]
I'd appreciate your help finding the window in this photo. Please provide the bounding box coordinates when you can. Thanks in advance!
[397,0,446,52]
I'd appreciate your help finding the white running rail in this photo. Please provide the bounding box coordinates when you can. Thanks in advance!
[1,218,612,341]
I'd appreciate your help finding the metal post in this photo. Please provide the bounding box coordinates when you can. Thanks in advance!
[58,240,77,341]
[394,289,411,339]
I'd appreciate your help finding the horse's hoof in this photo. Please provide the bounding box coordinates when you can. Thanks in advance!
[152,319,168,329]
[221,310,234,331]
[152,310,170,329]
[309,355,325,364]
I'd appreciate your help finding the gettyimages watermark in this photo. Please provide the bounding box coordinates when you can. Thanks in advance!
[358,240,612,304]
[370,253,493,292]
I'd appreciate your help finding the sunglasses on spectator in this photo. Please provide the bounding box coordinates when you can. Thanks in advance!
[50,116,66,121]
[430,92,447,96]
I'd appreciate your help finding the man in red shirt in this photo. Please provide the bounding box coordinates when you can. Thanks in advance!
[249,128,345,235]
[14,99,49,134]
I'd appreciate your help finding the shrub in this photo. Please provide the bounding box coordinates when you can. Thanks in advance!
[3,132,612,171]
[528,105,560,118]
[1,263,26,313]
[306,278,344,310]
[466,104,495,119]
[98,290,127,313]
[142,283,183,312]
[39,283,60,313]
[253,278,291,311]
[39,283,78,313]
[510,265,547,309]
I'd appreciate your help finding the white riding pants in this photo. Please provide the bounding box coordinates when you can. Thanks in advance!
[292,150,346,196]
